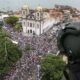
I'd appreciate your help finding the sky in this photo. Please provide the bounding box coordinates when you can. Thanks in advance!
[0,0,80,11]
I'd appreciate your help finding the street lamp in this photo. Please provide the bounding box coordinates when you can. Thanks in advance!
[37,64,41,80]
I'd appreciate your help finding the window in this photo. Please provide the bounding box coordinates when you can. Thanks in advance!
[33,31,35,35]
[30,30,32,33]
[28,30,29,33]
[30,23,32,27]
[22,11,26,15]
[37,13,39,16]
[27,22,29,26]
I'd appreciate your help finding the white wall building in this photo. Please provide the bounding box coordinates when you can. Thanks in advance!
[21,5,59,36]
[0,14,9,21]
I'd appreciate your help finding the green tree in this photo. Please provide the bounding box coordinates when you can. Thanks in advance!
[0,21,4,26]
[14,23,22,32]
[40,54,65,80]
[4,16,18,26]
[0,31,22,74]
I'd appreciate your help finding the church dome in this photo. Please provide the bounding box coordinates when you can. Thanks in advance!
[22,5,29,10]
[36,5,43,11]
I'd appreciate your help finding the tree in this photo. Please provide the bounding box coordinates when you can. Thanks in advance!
[0,21,4,26]
[14,23,22,32]
[4,16,18,26]
[40,54,66,80]
[0,31,22,75]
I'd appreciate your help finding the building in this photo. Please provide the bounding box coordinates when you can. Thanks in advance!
[21,5,59,36]
[49,8,64,21]
[0,13,9,21]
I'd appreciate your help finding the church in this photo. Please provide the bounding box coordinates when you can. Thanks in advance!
[21,5,59,36]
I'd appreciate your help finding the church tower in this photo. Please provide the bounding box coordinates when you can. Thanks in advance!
[35,5,44,35]
[21,5,29,18]
[21,5,29,36]
[36,5,43,20]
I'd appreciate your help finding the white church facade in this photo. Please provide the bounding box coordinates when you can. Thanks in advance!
[21,5,59,36]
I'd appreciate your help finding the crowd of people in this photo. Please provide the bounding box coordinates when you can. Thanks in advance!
[2,24,62,80]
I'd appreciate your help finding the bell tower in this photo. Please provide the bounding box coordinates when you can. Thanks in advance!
[36,5,43,20]
[21,5,29,18]
[21,4,29,36]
